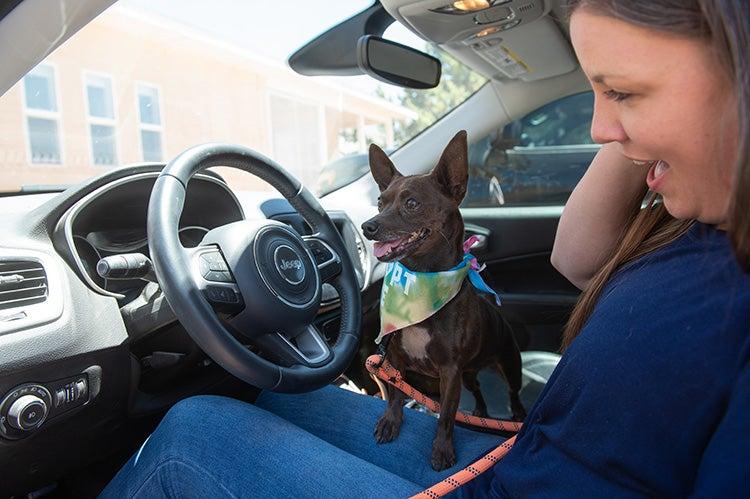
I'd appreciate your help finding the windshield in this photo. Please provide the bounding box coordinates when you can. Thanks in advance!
[0,0,486,195]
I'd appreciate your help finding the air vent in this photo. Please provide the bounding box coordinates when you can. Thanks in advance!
[517,2,534,14]
[0,260,48,311]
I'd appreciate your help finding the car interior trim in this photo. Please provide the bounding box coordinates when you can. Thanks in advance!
[0,248,65,336]
[60,171,243,299]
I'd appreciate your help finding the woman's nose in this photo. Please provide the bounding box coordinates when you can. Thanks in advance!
[590,97,628,144]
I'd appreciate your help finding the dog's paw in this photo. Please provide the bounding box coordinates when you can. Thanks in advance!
[511,409,527,422]
[510,397,527,422]
[374,415,401,443]
[430,442,457,471]
[472,407,489,418]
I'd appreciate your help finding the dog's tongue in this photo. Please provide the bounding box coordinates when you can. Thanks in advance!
[373,238,404,258]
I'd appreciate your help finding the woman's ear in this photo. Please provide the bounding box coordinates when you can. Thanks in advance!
[369,144,402,192]
[431,130,468,204]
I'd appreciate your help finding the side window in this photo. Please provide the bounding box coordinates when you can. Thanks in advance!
[463,91,599,207]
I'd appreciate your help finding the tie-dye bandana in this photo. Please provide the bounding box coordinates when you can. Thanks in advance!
[376,237,501,343]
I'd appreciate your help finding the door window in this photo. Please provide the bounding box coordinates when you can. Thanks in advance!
[463,92,598,207]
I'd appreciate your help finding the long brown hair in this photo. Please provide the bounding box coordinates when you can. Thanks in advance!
[561,0,750,350]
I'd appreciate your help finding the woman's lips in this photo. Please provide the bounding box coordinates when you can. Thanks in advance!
[646,160,670,191]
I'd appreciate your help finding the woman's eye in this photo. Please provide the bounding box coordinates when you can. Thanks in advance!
[405,198,419,210]
[603,89,631,102]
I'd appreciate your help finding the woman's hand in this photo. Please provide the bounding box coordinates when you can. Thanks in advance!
[551,142,649,290]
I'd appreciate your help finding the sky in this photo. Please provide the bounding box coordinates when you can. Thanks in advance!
[120,0,428,96]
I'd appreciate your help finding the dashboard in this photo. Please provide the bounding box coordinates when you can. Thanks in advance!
[0,163,376,495]
[53,171,369,314]
[60,172,244,300]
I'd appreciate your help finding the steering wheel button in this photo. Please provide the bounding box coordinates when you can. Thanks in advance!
[201,252,226,269]
[198,258,210,275]
[208,259,228,272]
[204,286,237,303]
[221,288,237,303]
[204,270,232,282]
[305,240,333,264]
[204,287,220,302]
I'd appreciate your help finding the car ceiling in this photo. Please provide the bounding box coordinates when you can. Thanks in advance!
[290,0,579,85]
[379,0,578,83]
[0,0,22,21]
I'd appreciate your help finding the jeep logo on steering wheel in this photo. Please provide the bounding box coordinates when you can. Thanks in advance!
[273,245,305,285]
[279,259,302,271]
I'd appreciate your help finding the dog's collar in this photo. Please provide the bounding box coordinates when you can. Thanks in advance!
[376,237,501,343]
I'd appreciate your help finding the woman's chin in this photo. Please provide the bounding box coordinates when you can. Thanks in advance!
[662,196,729,226]
[661,196,695,221]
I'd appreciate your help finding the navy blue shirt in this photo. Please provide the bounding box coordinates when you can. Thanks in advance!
[465,223,750,498]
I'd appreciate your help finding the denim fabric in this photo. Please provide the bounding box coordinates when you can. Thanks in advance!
[100,385,503,498]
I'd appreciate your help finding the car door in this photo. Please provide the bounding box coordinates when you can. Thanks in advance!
[461,91,597,353]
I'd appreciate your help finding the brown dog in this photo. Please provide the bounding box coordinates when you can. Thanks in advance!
[361,130,525,471]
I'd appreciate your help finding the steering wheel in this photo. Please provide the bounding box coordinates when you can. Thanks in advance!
[147,143,362,393]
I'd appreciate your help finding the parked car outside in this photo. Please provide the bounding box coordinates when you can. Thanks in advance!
[464,91,600,207]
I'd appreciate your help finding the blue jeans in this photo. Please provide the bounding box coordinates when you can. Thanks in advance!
[100,385,503,498]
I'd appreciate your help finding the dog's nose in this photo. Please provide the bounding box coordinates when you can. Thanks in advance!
[361,220,379,239]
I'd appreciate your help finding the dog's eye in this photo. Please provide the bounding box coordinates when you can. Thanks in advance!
[405,198,420,210]
[377,197,383,210]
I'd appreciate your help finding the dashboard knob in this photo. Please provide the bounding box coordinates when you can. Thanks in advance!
[6,394,48,431]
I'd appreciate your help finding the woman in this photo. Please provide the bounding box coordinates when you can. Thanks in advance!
[101,1,750,497]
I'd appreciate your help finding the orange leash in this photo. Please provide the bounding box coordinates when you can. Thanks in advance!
[365,354,521,498]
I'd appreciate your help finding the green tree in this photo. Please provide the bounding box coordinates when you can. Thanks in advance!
[384,45,487,145]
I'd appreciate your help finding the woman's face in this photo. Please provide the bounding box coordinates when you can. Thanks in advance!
[570,9,738,225]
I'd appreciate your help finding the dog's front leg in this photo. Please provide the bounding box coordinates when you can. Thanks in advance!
[432,364,462,471]
[374,352,408,443]
[374,382,407,443]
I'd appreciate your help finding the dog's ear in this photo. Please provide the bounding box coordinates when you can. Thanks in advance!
[369,143,402,191]
[431,130,468,204]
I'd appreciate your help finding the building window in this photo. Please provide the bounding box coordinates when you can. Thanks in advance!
[85,73,118,166]
[137,84,163,162]
[269,94,324,186]
[23,64,61,164]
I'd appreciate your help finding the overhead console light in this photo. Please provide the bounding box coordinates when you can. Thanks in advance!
[474,26,500,38]
[454,0,490,11]
[431,0,510,15]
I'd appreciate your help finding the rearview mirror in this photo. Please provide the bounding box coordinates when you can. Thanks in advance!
[356,35,441,89]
